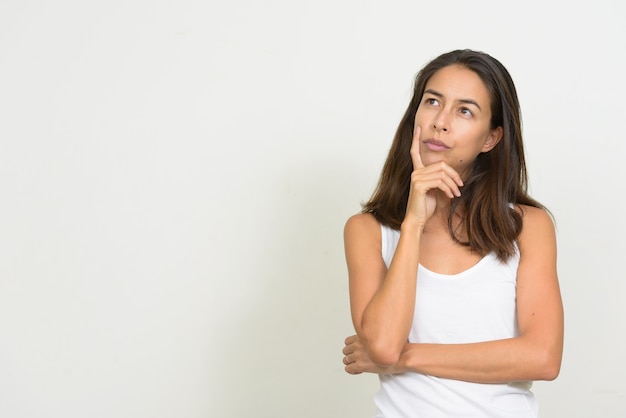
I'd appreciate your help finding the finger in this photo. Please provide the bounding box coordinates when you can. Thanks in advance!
[441,163,464,187]
[412,170,462,198]
[344,335,357,345]
[434,173,462,198]
[345,365,362,375]
[410,125,424,170]
[421,161,464,187]
[419,162,464,188]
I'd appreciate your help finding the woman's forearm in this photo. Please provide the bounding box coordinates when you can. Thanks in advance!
[398,337,561,383]
[358,221,424,366]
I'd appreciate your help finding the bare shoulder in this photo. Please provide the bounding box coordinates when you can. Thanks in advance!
[516,204,555,232]
[344,212,380,238]
[515,204,556,254]
[344,212,382,253]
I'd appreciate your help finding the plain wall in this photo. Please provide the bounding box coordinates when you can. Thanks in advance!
[1,1,625,417]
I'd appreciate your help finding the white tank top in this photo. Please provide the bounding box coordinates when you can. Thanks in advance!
[374,224,539,418]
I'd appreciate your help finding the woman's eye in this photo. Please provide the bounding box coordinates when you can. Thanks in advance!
[460,108,473,116]
[425,98,439,105]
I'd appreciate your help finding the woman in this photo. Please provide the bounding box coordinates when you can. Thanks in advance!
[341,49,563,417]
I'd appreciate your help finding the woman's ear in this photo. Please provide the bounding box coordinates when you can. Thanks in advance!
[482,126,503,153]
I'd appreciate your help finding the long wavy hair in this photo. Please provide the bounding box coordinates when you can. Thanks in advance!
[362,49,545,261]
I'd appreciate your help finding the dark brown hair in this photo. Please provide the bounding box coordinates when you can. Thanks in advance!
[362,49,545,261]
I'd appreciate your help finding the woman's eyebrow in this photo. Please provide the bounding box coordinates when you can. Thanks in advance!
[424,88,482,111]
[459,98,482,111]
[424,88,444,98]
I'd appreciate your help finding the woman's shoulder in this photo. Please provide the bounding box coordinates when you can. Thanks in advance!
[515,204,556,250]
[514,204,554,226]
[344,212,382,243]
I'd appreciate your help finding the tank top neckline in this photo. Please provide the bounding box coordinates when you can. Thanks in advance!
[418,252,494,279]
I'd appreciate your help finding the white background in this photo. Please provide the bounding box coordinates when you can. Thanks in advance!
[1,1,625,417]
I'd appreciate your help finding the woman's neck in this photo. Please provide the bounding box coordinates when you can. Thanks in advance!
[426,191,465,234]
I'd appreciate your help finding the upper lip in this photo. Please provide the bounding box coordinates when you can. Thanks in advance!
[423,138,450,148]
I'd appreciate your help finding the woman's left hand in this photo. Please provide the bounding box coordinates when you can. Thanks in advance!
[342,335,402,375]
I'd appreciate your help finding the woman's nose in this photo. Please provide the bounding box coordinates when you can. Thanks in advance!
[433,121,448,132]
[433,111,450,132]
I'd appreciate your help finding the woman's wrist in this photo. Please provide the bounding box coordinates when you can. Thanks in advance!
[400,219,425,236]
[397,343,420,374]
[395,343,411,373]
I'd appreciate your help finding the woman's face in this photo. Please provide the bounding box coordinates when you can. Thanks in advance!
[413,64,502,175]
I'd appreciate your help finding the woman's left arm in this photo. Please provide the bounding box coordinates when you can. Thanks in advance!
[344,206,564,383]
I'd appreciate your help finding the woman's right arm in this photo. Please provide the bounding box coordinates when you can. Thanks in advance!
[345,213,424,366]
[346,126,463,366]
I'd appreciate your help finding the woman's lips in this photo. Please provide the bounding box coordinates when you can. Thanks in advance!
[423,139,450,152]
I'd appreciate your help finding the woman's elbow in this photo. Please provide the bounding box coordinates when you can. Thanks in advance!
[540,358,561,381]
[367,340,402,367]
[535,349,562,381]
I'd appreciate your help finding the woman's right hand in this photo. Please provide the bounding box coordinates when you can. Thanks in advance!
[405,126,464,226]
[343,334,403,375]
